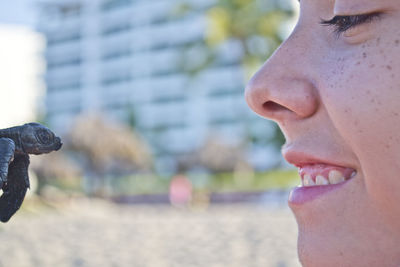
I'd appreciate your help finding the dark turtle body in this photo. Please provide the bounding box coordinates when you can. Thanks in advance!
[0,123,62,222]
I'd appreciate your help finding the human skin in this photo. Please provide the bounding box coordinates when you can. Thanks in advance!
[245,0,400,266]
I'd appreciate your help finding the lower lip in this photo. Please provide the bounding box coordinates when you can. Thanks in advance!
[288,180,349,205]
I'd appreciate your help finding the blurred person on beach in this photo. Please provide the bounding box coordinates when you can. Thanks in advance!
[246,0,400,265]
[169,174,192,207]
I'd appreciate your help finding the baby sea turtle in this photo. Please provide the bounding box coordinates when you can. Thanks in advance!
[0,123,62,222]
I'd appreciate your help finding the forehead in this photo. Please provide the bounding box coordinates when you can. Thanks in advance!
[299,0,394,14]
[334,0,392,14]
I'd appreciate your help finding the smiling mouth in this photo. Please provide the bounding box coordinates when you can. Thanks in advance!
[298,164,357,187]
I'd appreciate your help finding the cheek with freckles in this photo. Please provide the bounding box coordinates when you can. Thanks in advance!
[321,38,400,230]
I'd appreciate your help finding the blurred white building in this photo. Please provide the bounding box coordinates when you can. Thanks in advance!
[0,25,45,128]
[38,0,282,172]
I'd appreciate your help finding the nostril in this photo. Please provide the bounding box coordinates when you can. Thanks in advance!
[262,101,288,112]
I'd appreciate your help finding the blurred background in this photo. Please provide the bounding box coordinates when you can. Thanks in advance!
[0,0,301,266]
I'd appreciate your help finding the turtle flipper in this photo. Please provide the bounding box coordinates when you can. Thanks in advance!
[0,138,15,189]
[0,154,29,222]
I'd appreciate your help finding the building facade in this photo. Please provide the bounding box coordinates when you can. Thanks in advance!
[38,0,285,173]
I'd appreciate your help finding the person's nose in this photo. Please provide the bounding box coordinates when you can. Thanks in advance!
[245,33,319,123]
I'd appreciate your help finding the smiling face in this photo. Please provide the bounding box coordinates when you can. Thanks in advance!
[245,0,400,265]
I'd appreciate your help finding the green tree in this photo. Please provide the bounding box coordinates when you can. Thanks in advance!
[205,0,295,77]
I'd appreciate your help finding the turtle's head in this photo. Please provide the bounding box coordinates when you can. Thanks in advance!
[19,123,62,155]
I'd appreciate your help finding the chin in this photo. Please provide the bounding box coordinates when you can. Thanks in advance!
[296,225,400,267]
[297,229,363,267]
[297,231,342,267]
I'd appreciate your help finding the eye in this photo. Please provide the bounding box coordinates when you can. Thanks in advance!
[37,130,53,144]
[320,12,382,37]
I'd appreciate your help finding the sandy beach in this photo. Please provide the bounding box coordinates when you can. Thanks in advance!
[0,199,300,267]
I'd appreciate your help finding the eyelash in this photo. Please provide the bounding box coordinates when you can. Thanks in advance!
[320,12,382,36]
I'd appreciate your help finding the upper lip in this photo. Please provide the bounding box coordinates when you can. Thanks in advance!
[282,144,353,169]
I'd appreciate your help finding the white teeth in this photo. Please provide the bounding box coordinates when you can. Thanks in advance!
[315,175,329,186]
[328,170,345,185]
[301,169,356,187]
[303,174,315,186]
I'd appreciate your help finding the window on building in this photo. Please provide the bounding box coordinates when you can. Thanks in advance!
[101,72,131,85]
[47,57,82,69]
[47,32,81,45]
[208,87,244,98]
[47,80,81,92]
[59,3,82,18]
[101,0,132,11]
[102,23,131,36]
[102,47,131,60]
[152,95,186,104]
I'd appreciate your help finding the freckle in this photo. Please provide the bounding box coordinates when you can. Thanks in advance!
[391,73,395,78]
[371,98,375,103]
[376,38,380,44]
[366,90,371,95]
[385,144,390,149]
[356,61,361,65]
[386,65,392,70]
[354,119,359,126]
[362,52,367,58]
[380,49,384,54]
[369,64,375,68]
[396,40,400,46]
[393,112,399,116]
